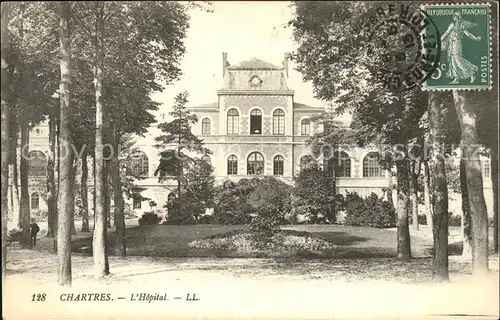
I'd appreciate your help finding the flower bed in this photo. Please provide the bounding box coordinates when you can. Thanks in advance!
[188,229,336,257]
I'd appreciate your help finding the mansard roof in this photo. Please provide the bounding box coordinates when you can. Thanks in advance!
[227,57,282,70]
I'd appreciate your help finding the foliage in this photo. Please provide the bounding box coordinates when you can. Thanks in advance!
[247,177,292,232]
[212,178,260,225]
[162,156,216,225]
[155,91,212,181]
[163,201,195,225]
[138,212,161,225]
[408,214,428,226]
[344,192,396,228]
[448,212,461,227]
[292,161,335,224]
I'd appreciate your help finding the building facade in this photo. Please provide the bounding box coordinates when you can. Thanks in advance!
[10,53,494,219]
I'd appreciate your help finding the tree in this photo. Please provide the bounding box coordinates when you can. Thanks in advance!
[110,123,125,256]
[155,91,211,201]
[92,0,109,279]
[289,2,434,260]
[453,91,489,277]
[2,1,11,279]
[57,1,74,286]
[429,92,449,281]
[292,160,334,224]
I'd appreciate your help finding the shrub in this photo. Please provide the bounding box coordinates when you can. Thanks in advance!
[31,209,48,222]
[344,192,396,228]
[292,162,336,224]
[163,201,196,225]
[138,212,161,225]
[408,214,429,225]
[212,179,257,225]
[448,212,461,226]
[247,177,292,232]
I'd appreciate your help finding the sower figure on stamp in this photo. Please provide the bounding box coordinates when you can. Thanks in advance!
[441,11,482,84]
[30,219,40,247]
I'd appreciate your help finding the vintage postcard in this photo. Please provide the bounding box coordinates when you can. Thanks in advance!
[1,1,498,320]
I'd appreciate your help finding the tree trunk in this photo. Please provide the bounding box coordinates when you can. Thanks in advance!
[57,1,74,286]
[1,2,11,279]
[81,151,90,232]
[460,155,472,258]
[423,159,433,231]
[453,90,489,277]
[395,159,411,261]
[112,126,126,257]
[19,115,30,248]
[410,171,419,231]
[429,92,449,281]
[8,124,20,228]
[492,143,498,253]
[93,155,96,229]
[92,1,110,278]
[387,169,394,207]
[105,164,111,228]
[46,108,58,238]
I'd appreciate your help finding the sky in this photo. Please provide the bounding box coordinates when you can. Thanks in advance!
[151,1,350,123]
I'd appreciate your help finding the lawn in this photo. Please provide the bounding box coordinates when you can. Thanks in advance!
[60,223,438,258]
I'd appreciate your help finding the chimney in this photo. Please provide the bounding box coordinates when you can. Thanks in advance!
[283,52,290,78]
[222,52,228,76]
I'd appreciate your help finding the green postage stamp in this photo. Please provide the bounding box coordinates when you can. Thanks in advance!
[421,3,492,90]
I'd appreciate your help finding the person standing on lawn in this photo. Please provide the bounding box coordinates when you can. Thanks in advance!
[30,219,40,247]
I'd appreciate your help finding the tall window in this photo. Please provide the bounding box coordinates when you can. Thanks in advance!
[133,195,142,209]
[300,155,312,170]
[227,155,238,175]
[273,109,285,135]
[250,109,262,135]
[201,118,211,135]
[247,152,264,175]
[301,119,311,135]
[227,108,239,135]
[327,151,351,177]
[482,159,491,178]
[363,152,384,177]
[128,151,149,177]
[31,193,40,210]
[273,155,284,175]
[28,150,47,177]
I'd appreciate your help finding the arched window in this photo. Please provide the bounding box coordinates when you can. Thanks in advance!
[31,192,40,210]
[227,155,238,175]
[328,151,351,177]
[201,118,211,135]
[128,151,149,177]
[363,152,384,177]
[273,155,284,175]
[301,119,311,135]
[250,109,262,135]
[227,108,239,135]
[300,155,312,170]
[201,155,211,163]
[247,152,264,175]
[273,109,285,135]
[28,150,47,177]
